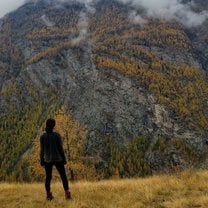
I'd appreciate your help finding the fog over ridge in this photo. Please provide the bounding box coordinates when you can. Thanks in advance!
[0,0,207,27]
[118,0,208,27]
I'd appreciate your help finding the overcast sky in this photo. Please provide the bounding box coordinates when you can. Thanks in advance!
[0,0,25,18]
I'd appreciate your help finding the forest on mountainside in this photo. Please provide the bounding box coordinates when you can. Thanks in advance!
[0,0,208,181]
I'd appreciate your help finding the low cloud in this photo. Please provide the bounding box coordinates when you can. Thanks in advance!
[119,0,208,27]
[71,11,89,44]
[0,0,207,28]
[41,14,55,27]
[129,10,148,25]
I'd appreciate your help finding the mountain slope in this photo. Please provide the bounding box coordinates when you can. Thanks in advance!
[0,0,208,181]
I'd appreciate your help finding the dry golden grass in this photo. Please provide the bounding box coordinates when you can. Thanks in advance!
[1,170,208,208]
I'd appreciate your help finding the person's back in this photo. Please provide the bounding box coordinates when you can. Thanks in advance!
[40,118,71,201]
[40,132,65,163]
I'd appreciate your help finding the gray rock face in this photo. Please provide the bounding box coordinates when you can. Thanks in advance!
[24,43,156,143]
[18,40,207,171]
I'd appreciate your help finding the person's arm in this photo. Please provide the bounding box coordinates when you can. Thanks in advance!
[40,135,45,166]
[56,133,67,164]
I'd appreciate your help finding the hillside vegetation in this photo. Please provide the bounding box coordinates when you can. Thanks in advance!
[92,3,208,130]
[1,170,208,208]
[0,0,208,181]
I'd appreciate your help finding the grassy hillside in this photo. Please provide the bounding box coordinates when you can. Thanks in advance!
[1,170,208,208]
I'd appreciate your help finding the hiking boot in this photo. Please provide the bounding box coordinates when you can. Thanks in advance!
[46,192,54,201]
[65,190,71,200]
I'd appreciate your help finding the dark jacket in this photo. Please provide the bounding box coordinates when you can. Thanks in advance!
[40,131,66,164]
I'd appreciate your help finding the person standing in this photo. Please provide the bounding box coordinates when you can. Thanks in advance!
[40,118,71,200]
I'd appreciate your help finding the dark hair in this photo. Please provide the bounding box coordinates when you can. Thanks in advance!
[45,119,56,133]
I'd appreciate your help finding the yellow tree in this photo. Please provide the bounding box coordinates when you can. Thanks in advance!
[27,107,98,181]
[54,107,98,180]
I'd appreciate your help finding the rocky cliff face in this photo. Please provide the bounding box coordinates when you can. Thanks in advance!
[0,0,208,180]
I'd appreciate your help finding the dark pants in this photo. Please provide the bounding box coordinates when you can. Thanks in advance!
[44,162,69,193]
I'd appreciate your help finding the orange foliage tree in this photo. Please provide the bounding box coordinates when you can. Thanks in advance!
[28,107,98,181]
